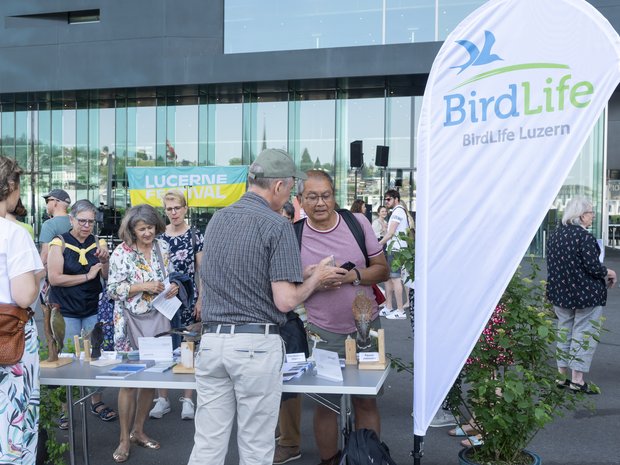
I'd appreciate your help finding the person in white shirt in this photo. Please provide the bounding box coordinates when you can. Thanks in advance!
[378,190,411,319]
[0,155,45,464]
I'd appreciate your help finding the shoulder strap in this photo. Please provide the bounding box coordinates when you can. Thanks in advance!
[190,227,197,252]
[153,240,168,279]
[337,209,369,267]
[293,212,370,267]
[293,218,306,248]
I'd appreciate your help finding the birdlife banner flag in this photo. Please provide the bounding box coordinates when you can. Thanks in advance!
[414,0,620,436]
[126,166,248,208]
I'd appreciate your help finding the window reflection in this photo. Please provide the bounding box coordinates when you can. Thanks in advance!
[211,100,242,166]
[248,95,288,162]
[437,0,486,40]
[342,96,385,208]
[167,98,199,166]
[224,0,483,52]
[294,97,336,173]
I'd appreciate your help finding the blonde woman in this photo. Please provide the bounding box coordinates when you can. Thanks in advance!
[150,190,204,420]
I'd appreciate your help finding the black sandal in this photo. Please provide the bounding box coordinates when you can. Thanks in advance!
[90,401,118,421]
[569,381,600,395]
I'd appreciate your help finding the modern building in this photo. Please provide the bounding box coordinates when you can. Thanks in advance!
[0,0,618,253]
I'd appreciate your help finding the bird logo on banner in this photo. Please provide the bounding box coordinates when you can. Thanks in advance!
[450,30,503,74]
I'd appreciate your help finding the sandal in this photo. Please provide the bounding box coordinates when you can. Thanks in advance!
[448,424,478,437]
[555,378,571,389]
[130,431,160,450]
[58,414,69,431]
[461,435,483,447]
[112,447,129,463]
[91,401,118,422]
[569,381,600,395]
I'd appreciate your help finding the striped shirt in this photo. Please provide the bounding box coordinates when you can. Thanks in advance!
[200,191,303,325]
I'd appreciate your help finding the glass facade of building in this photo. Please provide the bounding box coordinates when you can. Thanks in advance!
[224,0,487,53]
[0,87,605,255]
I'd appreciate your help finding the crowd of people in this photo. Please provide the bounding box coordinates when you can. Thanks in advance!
[2,149,615,465]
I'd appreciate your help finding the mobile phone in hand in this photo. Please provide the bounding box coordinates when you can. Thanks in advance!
[341,261,356,271]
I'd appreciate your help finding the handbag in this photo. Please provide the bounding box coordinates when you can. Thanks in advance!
[124,308,171,350]
[0,304,34,366]
[124,240,171,349]
[372,284,386,306]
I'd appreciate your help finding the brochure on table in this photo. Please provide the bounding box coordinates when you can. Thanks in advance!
[314,348,343,382]
[96,363,149,379]
[138,336,173,361]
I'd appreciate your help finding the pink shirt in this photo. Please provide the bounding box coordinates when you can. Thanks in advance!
[301,213,383,333]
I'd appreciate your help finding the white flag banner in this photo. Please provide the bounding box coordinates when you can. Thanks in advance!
[414,0,620,436]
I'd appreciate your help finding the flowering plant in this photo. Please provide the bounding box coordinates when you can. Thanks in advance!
[391,236,596,464]
[447,265,597,465]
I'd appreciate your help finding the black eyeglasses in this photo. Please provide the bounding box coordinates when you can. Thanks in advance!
[384,197,393,201]
[75,218,96,226]
[46,198,57,204]
[165,206,184,213]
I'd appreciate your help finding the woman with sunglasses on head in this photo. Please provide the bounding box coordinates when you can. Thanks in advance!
[149,190,204,421]
[47,199,118,425]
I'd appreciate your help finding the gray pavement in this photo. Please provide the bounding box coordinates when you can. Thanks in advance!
[39,250,620,465]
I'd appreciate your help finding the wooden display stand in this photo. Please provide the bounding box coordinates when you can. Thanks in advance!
[172,341,195,374]
[357,329,389,371]
[40,357,73,368]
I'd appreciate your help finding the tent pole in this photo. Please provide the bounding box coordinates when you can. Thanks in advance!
[413,434,424,465]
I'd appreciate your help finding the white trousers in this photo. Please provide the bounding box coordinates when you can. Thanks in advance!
[188,332,284,465]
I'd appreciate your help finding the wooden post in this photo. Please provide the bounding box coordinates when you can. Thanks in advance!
[345,336,357,365]
[83,340,91,362]
[74,335,81,359]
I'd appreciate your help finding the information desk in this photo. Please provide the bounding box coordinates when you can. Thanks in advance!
[41,361,390,465]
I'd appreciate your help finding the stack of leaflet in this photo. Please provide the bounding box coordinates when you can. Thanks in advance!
[96,363,148,379]
[282,361,313,382]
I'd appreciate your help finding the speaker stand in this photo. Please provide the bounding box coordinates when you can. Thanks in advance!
[353,167,360,200]
[379,168,385,202]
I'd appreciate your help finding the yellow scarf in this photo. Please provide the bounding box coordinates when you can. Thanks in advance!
[49,238,98,265]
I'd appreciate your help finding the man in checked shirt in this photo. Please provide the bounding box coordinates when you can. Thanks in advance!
[188,149,346,465]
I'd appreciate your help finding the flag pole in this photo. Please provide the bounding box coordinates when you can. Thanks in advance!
[413,435,424,465]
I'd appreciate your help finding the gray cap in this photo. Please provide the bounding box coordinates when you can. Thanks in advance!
[249,149,307,180]
[43,188,71,204]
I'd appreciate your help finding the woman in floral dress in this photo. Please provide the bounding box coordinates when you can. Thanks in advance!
[0,156,45,465]
[150,190,204,421]
[107,204,178,463]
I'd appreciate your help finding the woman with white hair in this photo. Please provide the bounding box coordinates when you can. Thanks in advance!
[546,196,617,394]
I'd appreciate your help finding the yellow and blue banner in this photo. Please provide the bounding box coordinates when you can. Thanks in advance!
[126,166,248,208]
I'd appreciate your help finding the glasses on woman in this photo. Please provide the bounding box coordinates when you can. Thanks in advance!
[75,218,95,226]
[165,206,184,213]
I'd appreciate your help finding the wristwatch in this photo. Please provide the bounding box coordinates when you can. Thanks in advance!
[352,268,361,286]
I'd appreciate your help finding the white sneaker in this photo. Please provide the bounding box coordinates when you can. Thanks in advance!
[386,309,407,319]
[429,409,457,427]
[379,307,394,317]
[180,397,195,420]
[149,397,171,419]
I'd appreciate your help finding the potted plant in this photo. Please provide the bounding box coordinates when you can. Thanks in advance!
[392,235,597,465]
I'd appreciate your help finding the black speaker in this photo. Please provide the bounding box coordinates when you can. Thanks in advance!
[375,145,389,167]
[350,140,363,168]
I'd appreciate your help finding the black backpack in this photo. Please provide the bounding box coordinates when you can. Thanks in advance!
[340,429,398,465]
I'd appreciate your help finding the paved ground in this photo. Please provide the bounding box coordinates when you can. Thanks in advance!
[39,249,620,465]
